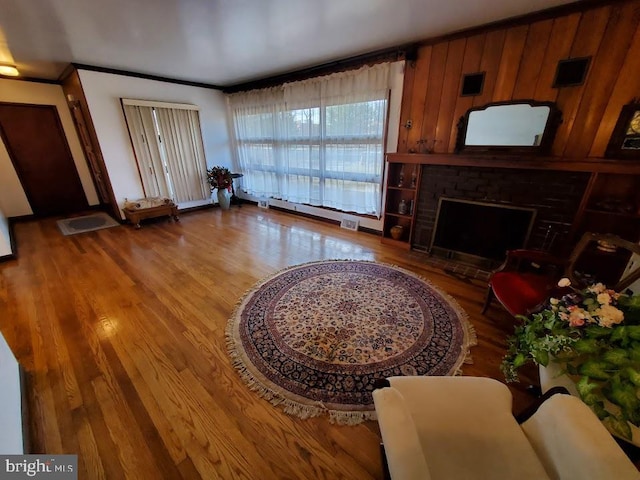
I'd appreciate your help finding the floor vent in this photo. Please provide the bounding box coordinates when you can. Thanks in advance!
[340,218,359,231]
[257,198,269,209]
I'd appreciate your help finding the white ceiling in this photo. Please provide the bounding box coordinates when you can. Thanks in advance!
[0,0,577,87]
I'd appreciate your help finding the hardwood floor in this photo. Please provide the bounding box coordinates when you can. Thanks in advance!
[0,206,537,479]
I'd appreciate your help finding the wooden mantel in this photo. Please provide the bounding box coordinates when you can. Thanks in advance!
[386,153,640,175]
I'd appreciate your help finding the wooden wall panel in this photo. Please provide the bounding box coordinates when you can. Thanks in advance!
[590,24,640,157]
[404,46,432,152]
[512,19,553,99]
[435,38,466,153]
[564,1,640,158]
[396,60,416,152]
[492,25,528,102]
[396,0,640,160]
[551,6,611,156]
[419,43,448,152]
[533,13,581,102]
[473,29,506,107]
[448,34,487,150]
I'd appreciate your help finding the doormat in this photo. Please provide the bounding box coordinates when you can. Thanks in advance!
[227,260,476,425]
[57,212,120,236]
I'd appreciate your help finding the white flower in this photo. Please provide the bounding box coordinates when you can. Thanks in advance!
[588,283,606,294]
[550,298,560,305]
[557,278,571,288]
[597,292,612,305]
[594,304,624,328]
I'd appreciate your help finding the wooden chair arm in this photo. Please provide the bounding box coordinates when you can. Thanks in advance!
[492,249,568,275]
[505,249,567,266]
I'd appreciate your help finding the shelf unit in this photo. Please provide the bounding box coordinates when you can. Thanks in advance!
[381,159,422,249]
[572,172,640,244]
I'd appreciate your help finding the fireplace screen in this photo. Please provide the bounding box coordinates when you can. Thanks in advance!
[430,197,536,265]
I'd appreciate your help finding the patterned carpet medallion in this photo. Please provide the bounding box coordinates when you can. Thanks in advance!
[227,260,476,424]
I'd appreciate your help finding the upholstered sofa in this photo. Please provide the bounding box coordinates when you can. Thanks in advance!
[373,376,639,480]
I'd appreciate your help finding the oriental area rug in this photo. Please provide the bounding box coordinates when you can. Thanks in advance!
[226,260,476,424]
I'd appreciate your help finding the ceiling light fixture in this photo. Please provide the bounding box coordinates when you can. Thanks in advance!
[0,63,19,76]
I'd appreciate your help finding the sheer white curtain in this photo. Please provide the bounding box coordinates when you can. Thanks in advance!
[228,63,391,216]
[122,100,209,205]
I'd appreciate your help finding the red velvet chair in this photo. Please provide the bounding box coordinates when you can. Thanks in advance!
[482,249,567,316]
[482,233,640,317]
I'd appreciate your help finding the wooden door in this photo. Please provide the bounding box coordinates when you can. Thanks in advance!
[0,103,88,216]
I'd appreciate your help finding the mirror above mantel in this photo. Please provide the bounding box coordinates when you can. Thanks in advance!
[455,100,562,155]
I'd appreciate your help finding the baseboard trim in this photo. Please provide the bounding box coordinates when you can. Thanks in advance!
[267,204,381,236]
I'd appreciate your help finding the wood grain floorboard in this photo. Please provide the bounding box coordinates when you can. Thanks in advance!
[0,205,537,479]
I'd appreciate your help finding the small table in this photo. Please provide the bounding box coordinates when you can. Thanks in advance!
[230,173,243,207]
[123,202,179,229]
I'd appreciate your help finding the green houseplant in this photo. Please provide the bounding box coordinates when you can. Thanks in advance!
[501,278,640,439]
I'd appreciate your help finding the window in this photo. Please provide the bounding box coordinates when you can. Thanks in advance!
[228,63,391,216]
[122,99,209,206]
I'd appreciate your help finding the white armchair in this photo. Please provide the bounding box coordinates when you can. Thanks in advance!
[373,376,639,480]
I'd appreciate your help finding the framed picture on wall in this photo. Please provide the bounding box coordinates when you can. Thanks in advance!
[605,101,640,159]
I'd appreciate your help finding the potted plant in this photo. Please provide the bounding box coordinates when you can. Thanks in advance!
[501,278,640,440]
[207,166,233,210]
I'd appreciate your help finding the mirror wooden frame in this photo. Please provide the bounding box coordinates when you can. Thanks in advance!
[605,101,640,160]
[455,100,562,155]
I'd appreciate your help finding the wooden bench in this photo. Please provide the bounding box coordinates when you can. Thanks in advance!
[123,200,179,229]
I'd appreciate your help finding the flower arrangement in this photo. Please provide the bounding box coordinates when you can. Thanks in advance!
[207,166,232,192]
[501,278,640,439]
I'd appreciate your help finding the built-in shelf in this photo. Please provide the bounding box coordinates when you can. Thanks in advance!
[381,160,422,248]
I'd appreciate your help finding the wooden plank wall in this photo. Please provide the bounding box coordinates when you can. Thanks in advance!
[397,0,640,159]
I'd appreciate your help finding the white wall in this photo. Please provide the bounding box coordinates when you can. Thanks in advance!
[0,206,11,257]
[0,332,23,454]
[0,79,99,217]
[78,70,232,217]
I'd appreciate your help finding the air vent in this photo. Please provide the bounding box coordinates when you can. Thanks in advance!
[257,198,269,209]
[553,57,590,88]
[340,218,359,231]
[461,72,485,97]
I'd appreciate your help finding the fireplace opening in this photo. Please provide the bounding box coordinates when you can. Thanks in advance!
[429,197,537,269]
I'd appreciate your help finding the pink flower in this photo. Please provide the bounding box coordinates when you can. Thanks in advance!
[567,307,591,327]
[569,315,585,327]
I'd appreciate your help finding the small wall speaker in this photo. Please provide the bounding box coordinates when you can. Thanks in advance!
[460,72,485,97]
[553,57,591,88]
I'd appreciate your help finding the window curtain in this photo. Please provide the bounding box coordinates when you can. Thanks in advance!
[123,104,169,198]
[154,108,209,202]
[122,101,209,205]
[228,63,391,216]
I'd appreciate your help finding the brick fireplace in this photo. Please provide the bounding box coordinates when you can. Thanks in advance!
[413,165,591,258]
